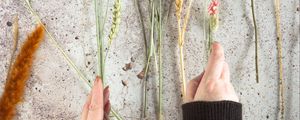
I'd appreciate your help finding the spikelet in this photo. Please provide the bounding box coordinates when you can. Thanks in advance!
[108,0,121,45]
[175,0,183,19]
[0,24,45,120]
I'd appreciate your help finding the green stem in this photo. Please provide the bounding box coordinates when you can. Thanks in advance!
[142,1,156,118]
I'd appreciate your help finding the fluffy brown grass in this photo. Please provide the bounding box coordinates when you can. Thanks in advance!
[0,24,45,120]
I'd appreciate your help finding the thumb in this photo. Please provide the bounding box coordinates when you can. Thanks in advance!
[185,71,204,102]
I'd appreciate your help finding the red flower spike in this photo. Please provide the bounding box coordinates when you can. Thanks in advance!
[208,0,219,15]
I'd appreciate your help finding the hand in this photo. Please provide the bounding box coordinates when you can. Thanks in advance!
[186,42,239,103]
[81,76,111,120]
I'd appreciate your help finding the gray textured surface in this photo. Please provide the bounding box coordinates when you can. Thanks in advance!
[0,0,299,120]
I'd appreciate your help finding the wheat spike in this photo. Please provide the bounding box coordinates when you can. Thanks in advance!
[0,24,45,120]
[108,0,121,45]
[175,0,183,19]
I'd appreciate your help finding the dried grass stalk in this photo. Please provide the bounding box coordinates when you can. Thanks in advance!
[6,15,19,82]
[158,0,163,119]
[274,0,284,119]
[251,0,259,83]
[0,24,45,120]
[175,0,194,101]
[24,0,92,87]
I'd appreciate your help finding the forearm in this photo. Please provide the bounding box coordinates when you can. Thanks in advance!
[182,101,242,120]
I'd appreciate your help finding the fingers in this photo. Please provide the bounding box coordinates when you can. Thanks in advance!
[220,62,230,81]
[186,72,205,102]
[81,93,92,120]
[104,101,111,120]
[103,86,110,105]
[87,76,104,120]
[204,42,225,81]
[104,86,111,120]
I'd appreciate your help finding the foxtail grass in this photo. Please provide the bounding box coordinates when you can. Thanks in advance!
[274,0,284,119]
[251,0,259,83]
[0,24,45,119]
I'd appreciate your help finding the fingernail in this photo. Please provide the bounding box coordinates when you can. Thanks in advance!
[96,76,101,82]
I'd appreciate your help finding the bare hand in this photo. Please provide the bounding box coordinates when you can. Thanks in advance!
[186,42,239,103]
[81,76,111,120]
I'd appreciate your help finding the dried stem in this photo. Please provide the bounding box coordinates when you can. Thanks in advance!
[274,0,284,119]
[175,0,194,101]
[158,0,163,119]
[6,15,19,82]
[251,0,259,83]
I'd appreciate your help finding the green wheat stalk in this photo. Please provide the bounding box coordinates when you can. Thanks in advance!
[25,0,122,119]
[142,1,156,118]
[94,0,123,119]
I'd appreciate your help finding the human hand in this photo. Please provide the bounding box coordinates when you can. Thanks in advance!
[185,42,239,103]
[81,76,111,120]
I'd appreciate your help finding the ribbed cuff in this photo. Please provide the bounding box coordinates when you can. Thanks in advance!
[182,101,242,120]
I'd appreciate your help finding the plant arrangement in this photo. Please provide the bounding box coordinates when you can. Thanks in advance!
[0,0,289,119]
[136,0,174,119]
[136,0,165,119]
[0,24,45,120]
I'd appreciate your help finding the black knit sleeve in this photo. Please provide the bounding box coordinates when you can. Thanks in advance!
[182,100,242,120]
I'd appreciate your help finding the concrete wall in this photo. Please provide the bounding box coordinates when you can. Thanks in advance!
[0,0,299,119]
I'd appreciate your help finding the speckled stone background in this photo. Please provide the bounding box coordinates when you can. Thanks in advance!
[0,0,299,120]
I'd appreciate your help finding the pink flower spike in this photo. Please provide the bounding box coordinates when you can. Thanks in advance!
[208,0,219,15]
